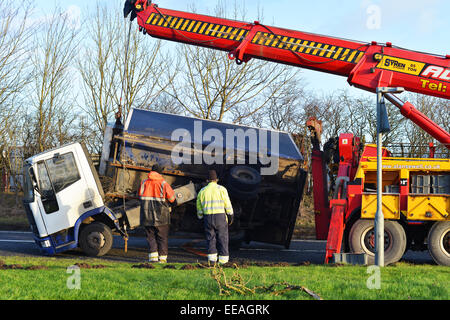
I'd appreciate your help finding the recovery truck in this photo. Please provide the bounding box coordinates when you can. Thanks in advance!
[21,1,449,265]
[121,0,449,266]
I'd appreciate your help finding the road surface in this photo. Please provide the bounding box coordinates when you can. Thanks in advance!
[0,231,436,265]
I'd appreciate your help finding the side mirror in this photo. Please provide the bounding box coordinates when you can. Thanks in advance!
[28,167,41,196]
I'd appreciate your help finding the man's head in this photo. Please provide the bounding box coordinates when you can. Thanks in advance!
[208,170,218,182]
[152,164,162,173]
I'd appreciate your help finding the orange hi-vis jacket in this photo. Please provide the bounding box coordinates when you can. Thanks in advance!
[139,171,176,227]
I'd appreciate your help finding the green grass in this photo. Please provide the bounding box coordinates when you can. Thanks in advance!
[0,256,448,300]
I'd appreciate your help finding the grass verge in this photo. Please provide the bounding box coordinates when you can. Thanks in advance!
[0,256,448,300]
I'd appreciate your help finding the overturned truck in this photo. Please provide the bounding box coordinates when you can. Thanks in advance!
[22,108,307,256]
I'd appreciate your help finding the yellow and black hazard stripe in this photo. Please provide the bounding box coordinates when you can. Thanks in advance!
[251,32,364,64]
[145,13,249,41]
[145,13,364,64]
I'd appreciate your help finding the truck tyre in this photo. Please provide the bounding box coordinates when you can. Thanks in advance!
[227,183,258,200]
[229,166,261,192]
[229,231,246,250]
[427,222,450,266]
[349,219,406,265]
[79,222,113,257]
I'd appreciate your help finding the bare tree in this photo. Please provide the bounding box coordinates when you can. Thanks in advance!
[163,1,302,123]
[78,2,172,152]
[401,94,449,158]
[26,6,80,154]
[0,0,35,197]
[0,1,33,106]
[0,1,33,146]
[343,92,406,145]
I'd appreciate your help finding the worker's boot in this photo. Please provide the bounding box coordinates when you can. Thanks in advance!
[149,252,159,263]
[208,253,218,266]
[218,256,229,265]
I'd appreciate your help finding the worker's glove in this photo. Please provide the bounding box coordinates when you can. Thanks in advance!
[226,214,234,226]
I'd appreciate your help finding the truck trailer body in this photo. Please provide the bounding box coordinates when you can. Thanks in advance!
[22,108,307,256]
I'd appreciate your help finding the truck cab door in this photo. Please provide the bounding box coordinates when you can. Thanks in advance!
[34,147,100,236]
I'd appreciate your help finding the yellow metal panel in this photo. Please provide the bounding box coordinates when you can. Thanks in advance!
[361,194,400,220]
[407,195,449,221]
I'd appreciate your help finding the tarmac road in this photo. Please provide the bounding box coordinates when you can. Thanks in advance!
[0,231,436,265]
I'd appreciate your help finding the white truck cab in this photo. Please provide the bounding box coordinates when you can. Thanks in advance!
[22,142,127,256]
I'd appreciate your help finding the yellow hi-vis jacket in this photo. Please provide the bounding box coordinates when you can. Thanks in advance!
[196,182,233,219]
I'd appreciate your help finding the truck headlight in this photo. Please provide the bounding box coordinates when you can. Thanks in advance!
[41,240,51,248]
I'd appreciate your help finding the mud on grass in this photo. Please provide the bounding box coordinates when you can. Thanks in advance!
[73,263,107,269]
[129,260,294,270]
[0,259,48,270]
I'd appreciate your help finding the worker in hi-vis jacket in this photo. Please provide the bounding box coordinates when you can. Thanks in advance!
[196,170,234,265]
[139,165,176,263]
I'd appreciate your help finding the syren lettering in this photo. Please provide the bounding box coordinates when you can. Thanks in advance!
[384,59,406,70]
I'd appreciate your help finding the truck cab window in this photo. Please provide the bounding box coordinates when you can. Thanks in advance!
[35,152,80,214]
[22,165,35,203]
[45,152,81,193]
[37,161,59,214]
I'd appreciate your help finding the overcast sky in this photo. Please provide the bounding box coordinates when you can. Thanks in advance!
[33,0,450,99]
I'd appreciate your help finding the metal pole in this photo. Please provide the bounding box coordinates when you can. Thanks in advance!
[375,89,384,267]
[374,87,404,267]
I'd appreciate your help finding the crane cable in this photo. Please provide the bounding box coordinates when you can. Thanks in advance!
[120,19,133,109]
[119,18,134,253]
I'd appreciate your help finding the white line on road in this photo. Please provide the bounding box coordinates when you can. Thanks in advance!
[0,231,32,234]
[0,239,35,243]
[239,248,324,253]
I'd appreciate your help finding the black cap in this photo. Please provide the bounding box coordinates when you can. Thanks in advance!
[123,0,137,20]
[208,170,218,181]
[152,164,162,173]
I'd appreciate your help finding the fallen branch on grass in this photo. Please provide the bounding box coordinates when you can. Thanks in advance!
[211,264,322,300]
[211,264,255,296]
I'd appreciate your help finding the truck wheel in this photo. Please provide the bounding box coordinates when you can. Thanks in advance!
[227,183,258,200]
[229,166,261,192]
[427,222,450,266]
[349,219,406,265]
[229,230,247,250]
[79,222,113,257]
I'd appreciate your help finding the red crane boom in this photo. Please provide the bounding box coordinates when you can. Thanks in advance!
[124,0,449,148]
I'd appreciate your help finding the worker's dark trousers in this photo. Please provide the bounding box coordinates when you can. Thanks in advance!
[144,225,169,256]
[203,213,229,259]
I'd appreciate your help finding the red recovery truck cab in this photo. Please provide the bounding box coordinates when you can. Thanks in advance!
[307,120,449,266]
[124,1,450,265]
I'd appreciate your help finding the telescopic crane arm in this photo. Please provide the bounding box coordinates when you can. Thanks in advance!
[124,0,449,148]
